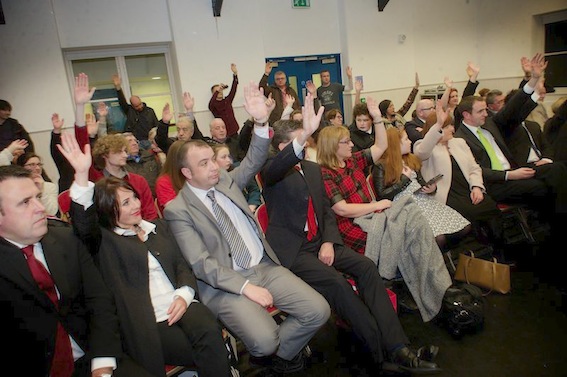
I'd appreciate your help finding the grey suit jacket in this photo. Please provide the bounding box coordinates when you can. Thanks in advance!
[165,131,280,303]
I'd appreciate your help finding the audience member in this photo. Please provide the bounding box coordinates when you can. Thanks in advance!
[485,89,505,117]
[156,93,204,154]
[123,132,161,197]
[209,63,240,137]
[404,99,435,147]
[204,118,244,162]
[0,165,153,377]
[259,62,300,125]
[211,142,262,214]
[317,98,452,322]
[378,72,420,130]
[0,99,35,154]
[164,82,330,375]
[17,152,59,217]
[349,102,376,153]
[59,133,232,377]
[440,62,480,123]
[372,126,471,250]
[74,73,158,221]
[155,139,187,214]
[112,74,159,148]
[261,96,441,374]
[519,56,552,128]
[50,112,75,193]
[414,110,505,249]
[316,66,353,114]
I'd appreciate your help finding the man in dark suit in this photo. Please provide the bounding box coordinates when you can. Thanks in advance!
[405,99,435,147]
[0,165,151,377]
[260,97,441,375]
[165,85,330,374]
[453,55,567,242]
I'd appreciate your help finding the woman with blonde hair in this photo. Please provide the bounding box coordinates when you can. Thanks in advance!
[318,98,452,323]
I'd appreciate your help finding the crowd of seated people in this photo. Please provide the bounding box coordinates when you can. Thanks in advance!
[5,51,566,376]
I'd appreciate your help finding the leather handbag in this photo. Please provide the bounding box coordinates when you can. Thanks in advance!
[454,251,511,294]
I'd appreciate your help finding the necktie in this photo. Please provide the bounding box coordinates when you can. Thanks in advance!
[521,122,542,159]
[294,165,318,241]
[21,245,74,377]
[207,191,252,269]
[476,128,503,170]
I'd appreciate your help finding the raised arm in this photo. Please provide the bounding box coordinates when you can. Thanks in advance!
[397,73,419,116]
[226,63,239,103]
[74,73,96,128]
[367,97,387,163]
[439,77,453,111]
[463,62,480,97]
[345,66,353,91]
[112,73,129,113]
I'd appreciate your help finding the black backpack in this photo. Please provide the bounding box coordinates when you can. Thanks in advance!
[440,283,485,339]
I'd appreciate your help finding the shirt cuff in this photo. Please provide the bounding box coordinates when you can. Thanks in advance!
[523,82,535,95]
[173,286,195,307]
[70,181,95,209]
[530,91,539,103]
[239,279,250,295]
[91,357,117,372]
[254,125,270,139]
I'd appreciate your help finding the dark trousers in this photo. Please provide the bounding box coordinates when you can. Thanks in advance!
[157,302,230,377]
[289,238,408,364]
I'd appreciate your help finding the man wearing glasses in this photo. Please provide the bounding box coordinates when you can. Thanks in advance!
[405,99,436,148]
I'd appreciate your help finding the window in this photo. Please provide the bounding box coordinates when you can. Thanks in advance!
[545,20,567,87]
[65,44,177,133]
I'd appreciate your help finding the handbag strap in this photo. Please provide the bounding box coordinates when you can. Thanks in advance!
[463,251,494,296]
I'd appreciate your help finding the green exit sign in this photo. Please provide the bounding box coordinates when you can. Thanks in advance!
[292,0,310,8]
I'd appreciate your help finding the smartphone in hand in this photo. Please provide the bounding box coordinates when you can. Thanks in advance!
[413,174,443,194]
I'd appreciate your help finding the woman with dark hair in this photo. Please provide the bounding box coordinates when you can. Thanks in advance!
[17,152,59,216]
[58,132,232,377]
[378,73,420,130]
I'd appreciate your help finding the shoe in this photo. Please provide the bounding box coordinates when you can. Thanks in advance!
[397,294,419,313]
[416,345,439,362]
[248,355,273,369]
[391,346,441,374]
[271,352,305,374]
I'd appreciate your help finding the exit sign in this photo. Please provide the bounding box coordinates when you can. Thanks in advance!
[292,0,310,8]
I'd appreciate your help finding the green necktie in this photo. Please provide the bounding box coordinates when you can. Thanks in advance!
[476,128,503,170]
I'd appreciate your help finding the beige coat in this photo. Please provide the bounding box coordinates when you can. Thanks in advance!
[414,123,485,205]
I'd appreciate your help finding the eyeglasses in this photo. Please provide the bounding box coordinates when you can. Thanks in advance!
[338,139,352,145]
[421,107,434,111]
[24,162,43,168]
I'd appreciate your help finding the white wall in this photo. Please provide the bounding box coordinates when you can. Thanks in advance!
[0,0,565,182]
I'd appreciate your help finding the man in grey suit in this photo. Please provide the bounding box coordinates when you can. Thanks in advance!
[164,83,330,374]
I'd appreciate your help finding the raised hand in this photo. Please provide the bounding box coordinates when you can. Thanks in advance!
[162,103,173,124]
[415,72,420,88]
[85,113,99,137]
[265,93,276,115]
[6,139,28,155]
[96,102,108,118]
[183,91,194,112]
[112,73,121,88]
[306,80,316,95]
[51,113,64,133]
[444,76,453,89]
[231,63,237,75]
[366,97,382,121]
[520,56,532,75]
[536,78,546,101]
[243,82,269,123]
[264,62,273,76]
[300,92,324,142]
[466,62,480,81]
[56,131,92,181]
[435,101,449,126]
[284,93,295,108]
[74,73,95,106]
[530,52,547,79]
[346,66,353,78]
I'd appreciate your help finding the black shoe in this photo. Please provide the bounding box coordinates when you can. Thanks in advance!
[271,352,305,374]
[397,294,419,313]
[416,345,439,362]
[390,346,441,374]
[249,355,273,369]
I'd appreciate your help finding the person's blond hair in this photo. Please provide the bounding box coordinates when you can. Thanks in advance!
[317,125,350,170]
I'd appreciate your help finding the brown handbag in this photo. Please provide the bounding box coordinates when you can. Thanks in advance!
[454,251,511,294]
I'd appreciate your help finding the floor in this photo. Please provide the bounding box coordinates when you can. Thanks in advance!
[234,235,567,377]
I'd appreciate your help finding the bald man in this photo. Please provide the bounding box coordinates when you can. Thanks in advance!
[112,74,160,149]
[405,99,436,148]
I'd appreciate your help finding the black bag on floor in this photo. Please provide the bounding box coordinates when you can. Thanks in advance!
[440,283,485,339]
